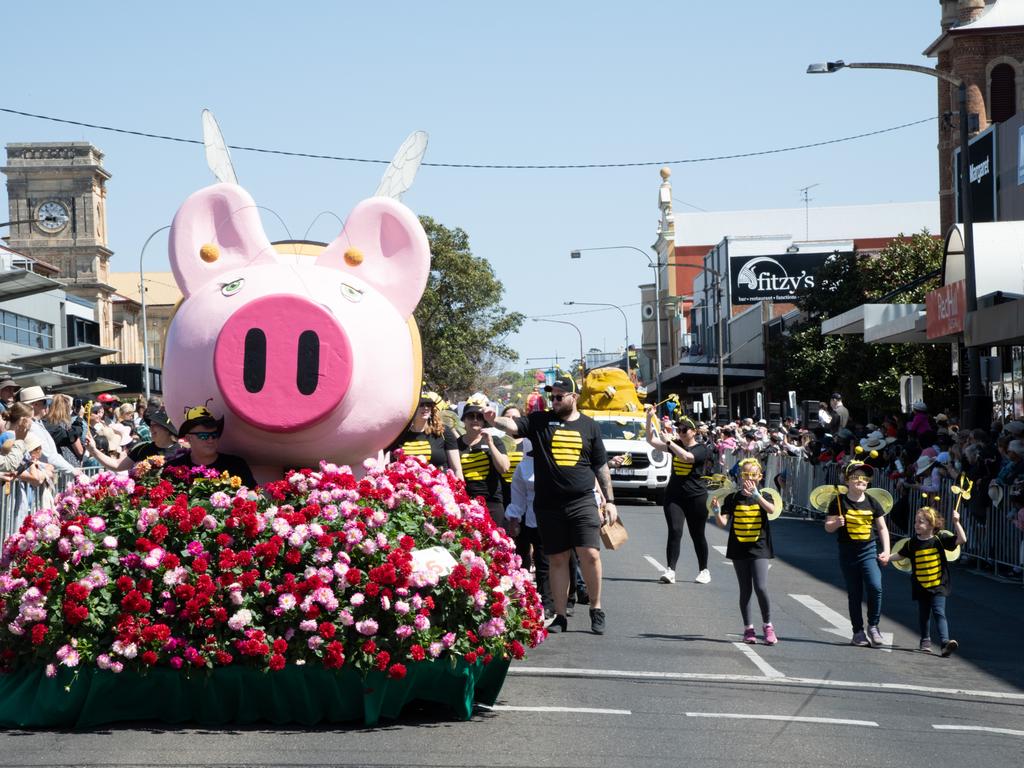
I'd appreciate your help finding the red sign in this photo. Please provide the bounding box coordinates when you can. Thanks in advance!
[926,280,966,339]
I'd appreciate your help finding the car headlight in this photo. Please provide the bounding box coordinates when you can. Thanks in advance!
[651,449,666,465]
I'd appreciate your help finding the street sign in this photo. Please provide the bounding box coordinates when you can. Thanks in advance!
[702,392,714,410]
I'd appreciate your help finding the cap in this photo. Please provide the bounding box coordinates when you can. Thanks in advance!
[461,403,484,419]
[178,404,225,437]
[843,460,874,478]
[97,393,121,405]
[830,392,842,400]
[544,377,578,394]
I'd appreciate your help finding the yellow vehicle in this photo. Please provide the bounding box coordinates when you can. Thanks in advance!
[579,367,670,504]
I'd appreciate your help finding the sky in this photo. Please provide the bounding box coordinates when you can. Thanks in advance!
[1,1,944,373]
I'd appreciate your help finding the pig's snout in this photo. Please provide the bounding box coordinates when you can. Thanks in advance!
[214,295,352,432]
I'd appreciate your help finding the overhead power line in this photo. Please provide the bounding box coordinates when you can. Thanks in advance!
[0,107,936,170]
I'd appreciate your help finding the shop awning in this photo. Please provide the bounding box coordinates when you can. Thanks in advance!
[821,303,925,337]
[0,269,62,301]
[8,344,117,369]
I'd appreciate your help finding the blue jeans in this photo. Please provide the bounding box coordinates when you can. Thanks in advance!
[838,542,882,632]
[917,594,949,644]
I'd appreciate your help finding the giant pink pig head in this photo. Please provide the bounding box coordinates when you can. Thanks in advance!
[163,183,429,476]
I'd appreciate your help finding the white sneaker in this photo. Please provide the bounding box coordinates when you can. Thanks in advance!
[659,569,676,584]
[695,569,711,584]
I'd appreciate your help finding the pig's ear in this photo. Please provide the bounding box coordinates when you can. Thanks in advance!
[316,198,430,318]
[169,183,278,298]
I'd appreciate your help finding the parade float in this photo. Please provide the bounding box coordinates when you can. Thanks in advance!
[0,115,545,728]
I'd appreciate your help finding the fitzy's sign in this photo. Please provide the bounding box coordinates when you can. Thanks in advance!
[728,251,843,304]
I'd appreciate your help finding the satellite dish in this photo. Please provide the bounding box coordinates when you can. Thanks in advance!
[201,109,238,185]
[375,131,429,200]
[642,304,655,320]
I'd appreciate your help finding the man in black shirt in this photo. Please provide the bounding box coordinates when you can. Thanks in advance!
[164,405,257,489]
[486,376,614,635]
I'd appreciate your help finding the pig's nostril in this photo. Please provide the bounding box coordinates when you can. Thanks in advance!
[243,328,267,393]
[296,330,320,396]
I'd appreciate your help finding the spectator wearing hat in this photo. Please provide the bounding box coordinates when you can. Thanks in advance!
[17,386,78,475]
[457,400,510,526]
[86,407,182,472]
[824,460,892,648]
[385,391,463,479]
[907,401,933,439]
[900,448,942,495]
[163,405,256,488]
[486,375,612,635]
[0,378,20,414]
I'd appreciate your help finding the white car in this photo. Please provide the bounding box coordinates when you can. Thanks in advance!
[591,413,670,504]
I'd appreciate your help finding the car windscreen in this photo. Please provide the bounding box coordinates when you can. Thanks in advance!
[597,419,644,440]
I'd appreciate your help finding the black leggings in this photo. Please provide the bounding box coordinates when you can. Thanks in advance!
[734,558,771,625]
[663,493,709,571]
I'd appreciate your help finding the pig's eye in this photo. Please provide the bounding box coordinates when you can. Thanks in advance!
[340,282,364,303]
[221,278,245,297]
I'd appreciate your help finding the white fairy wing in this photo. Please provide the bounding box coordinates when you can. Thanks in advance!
[202,109,239,185]
[374,131,429,200]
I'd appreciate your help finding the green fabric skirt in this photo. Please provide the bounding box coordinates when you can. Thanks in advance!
[0,657,510,729]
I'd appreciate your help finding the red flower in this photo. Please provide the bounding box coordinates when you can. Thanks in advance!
[323,640,345,669]
[268,653,286,671]
[141,650,158,665]
[318,622,336,639]
[65,582,90,601]
[30,623,47,645]
[345,568,363,585]
[388,663,407,680]
[115,575,135,592]
[409,644,426,661]
[374,650,391,671]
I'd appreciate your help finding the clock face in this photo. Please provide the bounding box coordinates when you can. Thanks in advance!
[36,201,69,233]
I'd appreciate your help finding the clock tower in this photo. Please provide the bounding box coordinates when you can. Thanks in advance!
[2,142,116,347]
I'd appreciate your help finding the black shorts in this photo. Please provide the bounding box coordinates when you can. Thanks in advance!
[534,494,602,554]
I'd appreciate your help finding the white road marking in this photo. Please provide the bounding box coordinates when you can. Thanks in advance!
[644,554,669,574]
[731,641,784,678]
[480,704,631,715]
[933,724,1024,738]
[687,712,877,727]
[508,667,1024,702]
[789,593,894,651]
[712,545,728,556]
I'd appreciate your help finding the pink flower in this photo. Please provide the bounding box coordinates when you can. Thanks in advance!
[414,615,430,631]
[86,517,106,532]
[228,609,253,631]
[278,593,297,611]
[102,536,118,549]
[429,642,444,658]
[355,619,379,636]
[44,664,57,678]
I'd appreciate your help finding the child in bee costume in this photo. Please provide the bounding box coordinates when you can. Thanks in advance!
[824,460,892,648]
[712,458,780,645]
[892,505,967,656]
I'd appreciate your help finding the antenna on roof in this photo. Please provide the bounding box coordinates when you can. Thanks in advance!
[798,183,820,240]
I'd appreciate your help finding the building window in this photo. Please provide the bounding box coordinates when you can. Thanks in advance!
[1,310,54,349]
[989,63,1016,124]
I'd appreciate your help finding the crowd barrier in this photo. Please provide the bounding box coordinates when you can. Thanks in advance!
[0,467,101,547]
[719,450,1024,585]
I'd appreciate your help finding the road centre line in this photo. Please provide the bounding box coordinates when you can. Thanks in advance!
[687,712,877,727]
[508,667,1024,703]
[731,641,784,678]
[932,724,1024,738]
[644,555,669,574]
[480,704,631,715]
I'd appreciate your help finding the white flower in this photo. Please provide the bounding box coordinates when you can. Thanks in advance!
[227,609,253,631]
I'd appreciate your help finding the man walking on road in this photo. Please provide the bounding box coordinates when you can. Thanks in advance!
[485,376,615,635]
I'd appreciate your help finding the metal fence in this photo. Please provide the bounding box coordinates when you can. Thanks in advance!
[720,450,1024,586]
[0,467,102,546]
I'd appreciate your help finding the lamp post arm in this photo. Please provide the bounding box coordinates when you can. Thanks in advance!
[843,61,963,87]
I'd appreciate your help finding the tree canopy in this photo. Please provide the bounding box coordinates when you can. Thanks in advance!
[414,217,524,396]
[766,232,957,421]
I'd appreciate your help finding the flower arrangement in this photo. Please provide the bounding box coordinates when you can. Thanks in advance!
[0,453,546,685]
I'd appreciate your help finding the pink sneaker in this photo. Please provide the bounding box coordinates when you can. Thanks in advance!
[763,623,778,645]
[743,626,757,644]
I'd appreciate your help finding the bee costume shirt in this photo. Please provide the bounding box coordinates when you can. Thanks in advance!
[667,442,709,498]
[512,412,607,502]
[387,426,458,470]
[905,531,958,599]
[826,494,884,545]
[721,491,774,560]
[457,434,507,504]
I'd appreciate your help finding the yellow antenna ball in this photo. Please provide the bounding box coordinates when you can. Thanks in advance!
[870,450,879,459]
[199,243,220,263]
[344,247,364,266]
[855,446,864,454]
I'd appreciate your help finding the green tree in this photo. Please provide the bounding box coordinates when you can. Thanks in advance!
[766,232,957,421]
[414,217,524,396]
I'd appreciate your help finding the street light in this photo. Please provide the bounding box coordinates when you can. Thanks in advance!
[807,59,983,428]
[571,246,662,403]
[139,225,171,401]
[532,317,585,377]
[564,301,630,374]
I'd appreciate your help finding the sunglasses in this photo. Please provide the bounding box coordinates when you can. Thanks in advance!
[551,393,573,402]
[463,413,484,421]
[188,431,221,441]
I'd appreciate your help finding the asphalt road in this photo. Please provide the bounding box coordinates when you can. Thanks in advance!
[2,502,1022,767]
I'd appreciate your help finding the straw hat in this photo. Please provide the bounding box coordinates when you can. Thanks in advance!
[859,430,894,451]
[17,386,47,404]
[914,454,937,475]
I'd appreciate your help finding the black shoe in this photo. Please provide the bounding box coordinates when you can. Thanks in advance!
[941,639,959,657]
[589,608,606,635]
[547,614,568,633]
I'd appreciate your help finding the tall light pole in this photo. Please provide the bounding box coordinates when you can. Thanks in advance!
[139,225,171,401]
[571,246,662,404]
[533,317,585,377]
[807,59,983,428]
[564,301,630,374]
